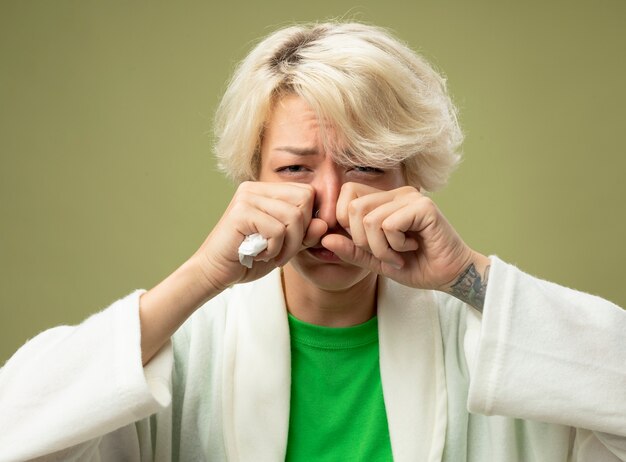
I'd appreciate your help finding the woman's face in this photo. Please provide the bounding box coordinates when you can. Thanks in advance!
[259,94,407,292]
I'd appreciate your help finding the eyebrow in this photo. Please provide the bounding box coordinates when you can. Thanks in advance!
[273,146,319,156]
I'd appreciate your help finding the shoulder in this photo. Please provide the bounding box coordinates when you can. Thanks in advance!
[172,269,284,355]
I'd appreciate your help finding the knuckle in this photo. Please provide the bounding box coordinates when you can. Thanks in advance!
[373,247,389,260]
[340,182,357,194]
[401,185,419,195]
[286,204,305,225]
[351,232,363,245]
[233,186,254,202]
[417,196,435,210]
[230,200,248,215]
[347,199,365,217]
[294,206,306,222]
[352,235,369,249]
[265,242,279,257]
[301,183,315,196]
[270,221,287,237]
[362,214,378,229]
[381,219,395,232]
[238,181,255,193]
[407,192,423,205]
[397,186,420,200]
[294,183,314,203]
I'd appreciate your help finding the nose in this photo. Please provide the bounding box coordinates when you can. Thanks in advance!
[312,165,342,229]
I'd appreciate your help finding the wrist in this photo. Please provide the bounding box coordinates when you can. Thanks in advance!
[138,256,223,365]
[442,251,491,312]
[187,253,230,300]
[142,256,220,322]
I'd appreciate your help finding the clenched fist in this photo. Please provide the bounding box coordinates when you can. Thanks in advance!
[323,183,487,293]
[192,181,328,292]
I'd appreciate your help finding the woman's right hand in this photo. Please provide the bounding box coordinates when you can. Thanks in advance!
[140,181,327,365]
[192,181,328,293]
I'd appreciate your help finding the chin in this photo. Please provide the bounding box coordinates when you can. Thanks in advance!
[285,250,375,292]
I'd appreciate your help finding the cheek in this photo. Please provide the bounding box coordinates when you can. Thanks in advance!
[258,168,271,182]
[257,154,267,178]
[258,156,274,182]
[381,169,408,190]
[396,167,409,188]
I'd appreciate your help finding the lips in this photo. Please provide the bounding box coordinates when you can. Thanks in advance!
[306,246,342,262]
[304,228,351,263]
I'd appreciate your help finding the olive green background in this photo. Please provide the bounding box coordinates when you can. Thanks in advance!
[1,1,624,363]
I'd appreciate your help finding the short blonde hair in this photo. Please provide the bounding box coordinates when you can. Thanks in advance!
[214,22,463,192]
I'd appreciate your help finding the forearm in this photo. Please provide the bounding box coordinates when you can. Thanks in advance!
[443,251,491,312]
[466,256,626,436]
[139,255,221,365]
[0,291,168,460]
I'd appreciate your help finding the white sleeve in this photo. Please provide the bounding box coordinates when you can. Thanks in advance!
[0,290,174,462]
[571,429,626,461]
[465,256,626,446]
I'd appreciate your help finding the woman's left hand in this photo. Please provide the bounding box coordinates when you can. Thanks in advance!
[321,183,489,293]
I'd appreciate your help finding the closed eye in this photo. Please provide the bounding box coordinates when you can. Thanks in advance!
[275,165,308,174]
[352,166,384,174]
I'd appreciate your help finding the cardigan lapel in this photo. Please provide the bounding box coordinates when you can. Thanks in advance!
[221,272,448,461]
[378,277,448,462]
[222,269,291,462]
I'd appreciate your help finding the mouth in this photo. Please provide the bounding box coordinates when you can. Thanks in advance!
[305,246,342,263]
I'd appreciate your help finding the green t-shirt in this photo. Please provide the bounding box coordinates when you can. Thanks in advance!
[285,313,393,461]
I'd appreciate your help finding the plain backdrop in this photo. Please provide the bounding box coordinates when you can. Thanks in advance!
[1,0,625,362]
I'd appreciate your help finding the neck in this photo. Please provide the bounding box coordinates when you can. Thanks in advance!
[281,265,378,327]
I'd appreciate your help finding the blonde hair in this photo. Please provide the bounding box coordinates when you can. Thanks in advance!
[214,22,463,192]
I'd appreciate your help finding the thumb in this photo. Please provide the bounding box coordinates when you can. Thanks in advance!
[302,218,328,248]
[321,234,395,273]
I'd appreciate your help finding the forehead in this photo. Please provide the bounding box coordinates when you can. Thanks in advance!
[262,94,337,149]
[259,94,403,174]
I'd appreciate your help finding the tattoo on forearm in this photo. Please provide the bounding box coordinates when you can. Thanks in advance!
[449,264,490,312]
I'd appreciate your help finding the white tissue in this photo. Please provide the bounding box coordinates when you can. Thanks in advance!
[238,233,269,268]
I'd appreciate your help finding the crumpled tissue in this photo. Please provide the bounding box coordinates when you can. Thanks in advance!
[237,233,268,268]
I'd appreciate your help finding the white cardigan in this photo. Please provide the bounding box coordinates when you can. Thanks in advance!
[0,256,625,461]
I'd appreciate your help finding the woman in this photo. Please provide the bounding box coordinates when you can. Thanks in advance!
[1,22,625,462]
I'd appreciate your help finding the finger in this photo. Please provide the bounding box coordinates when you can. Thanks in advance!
[382,196,438,234]
[336,184,421,254]
[244,193,314,265]
[378,204,420,252]
[344,190,390,251]
[322,233,381,271]
[238,181,314,209]
[321,233,403,273]
[302,218,328,248]
[234,207,287,261]
[384,226,420,253]
[246,195,305,235]
[234,182,315,228]
[336,182,381,234]
[362,201,407,267]
[252,198,327,252]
